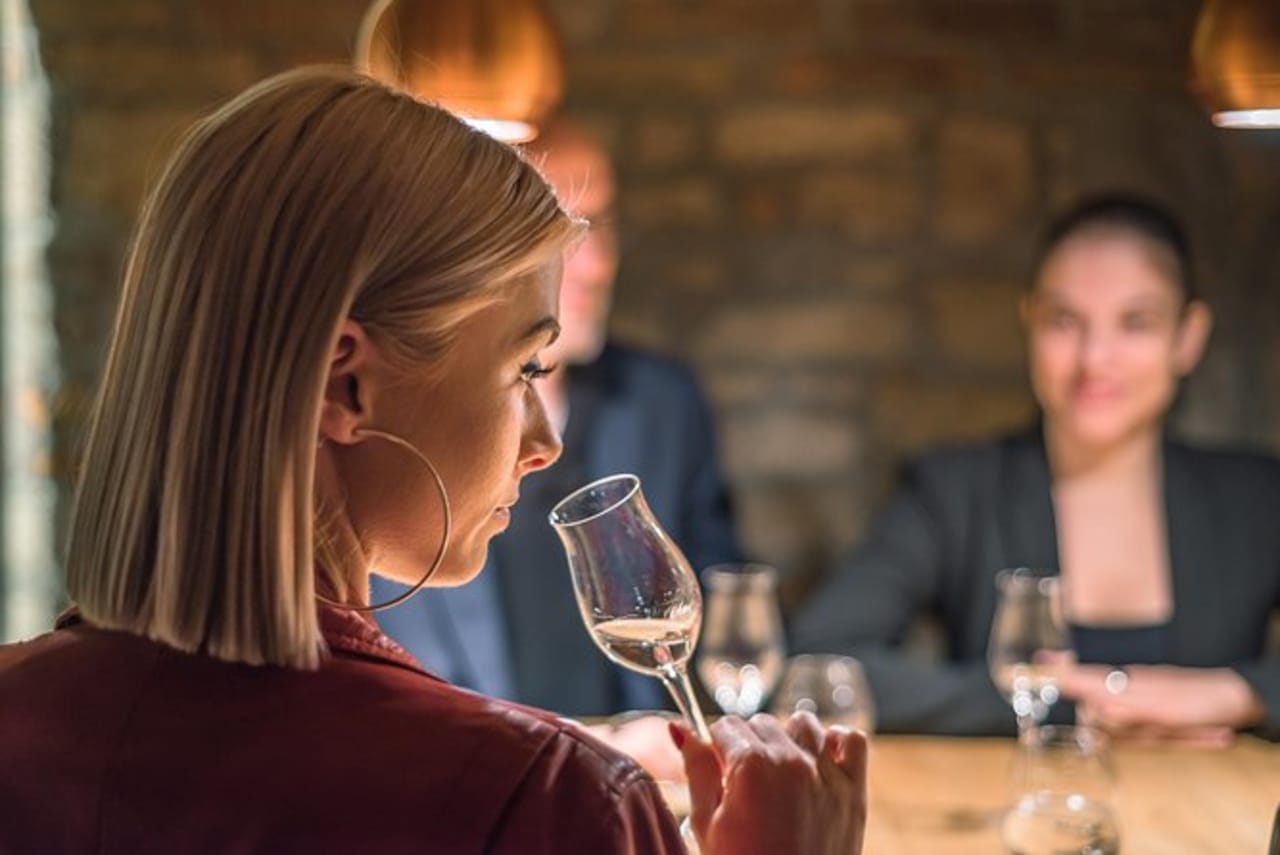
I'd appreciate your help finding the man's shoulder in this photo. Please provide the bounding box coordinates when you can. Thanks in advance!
[581,342,709,420]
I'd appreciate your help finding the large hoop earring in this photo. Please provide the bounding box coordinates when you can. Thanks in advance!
[315,427,452,612]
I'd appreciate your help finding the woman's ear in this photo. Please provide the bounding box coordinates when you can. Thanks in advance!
[1174,300,1213,377]
[319,319,377,446]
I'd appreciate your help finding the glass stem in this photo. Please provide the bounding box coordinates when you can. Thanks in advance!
[1012,689,1040,740]
[660,663,712,743]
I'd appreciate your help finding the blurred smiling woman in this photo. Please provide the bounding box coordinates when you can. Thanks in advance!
[0,68,866,855]
[795,196,1279,743]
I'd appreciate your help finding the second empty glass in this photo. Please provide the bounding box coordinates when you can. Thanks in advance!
[988,568,1070,732]
[696,564,786,717]
[770,654,876,734]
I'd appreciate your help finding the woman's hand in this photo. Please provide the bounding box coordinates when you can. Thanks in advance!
[1057,664,1263,745]
[672,712,867,855]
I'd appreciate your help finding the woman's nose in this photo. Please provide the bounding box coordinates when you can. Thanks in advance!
[1078,326,1116,371]
[520,389,563,474]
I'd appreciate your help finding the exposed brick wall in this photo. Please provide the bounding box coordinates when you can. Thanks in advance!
[548,0,1280,601]
[32,0,371,542]
[31,0,1280,604]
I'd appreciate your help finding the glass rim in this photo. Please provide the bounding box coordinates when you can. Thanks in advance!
[995,567,1060,591]
[784,653,866,673]
[701,562,779,587]
[548,473,641,528]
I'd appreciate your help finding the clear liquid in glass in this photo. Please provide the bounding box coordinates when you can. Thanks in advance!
[593,616,697,674]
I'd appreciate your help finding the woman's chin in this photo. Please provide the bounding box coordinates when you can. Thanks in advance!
[423,545,491,589]
[1056,411,1155,450]
[369,544,487,590]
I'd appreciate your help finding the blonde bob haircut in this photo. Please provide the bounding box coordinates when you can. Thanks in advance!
[66,67,582,669]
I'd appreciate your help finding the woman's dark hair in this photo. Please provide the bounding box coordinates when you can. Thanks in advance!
[1031,195,1197,303]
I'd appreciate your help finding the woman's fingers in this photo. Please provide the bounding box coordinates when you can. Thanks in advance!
[817,726,869,855]
[823,726,869,786]
[711,715,767,766]
[1164,726,1234,748]
[691,714,869,855]
[783,710,826,756]
[1055,664,1112,702]
[747,712,810,757]
[672,721,723,840]
[1074,704,1236,749]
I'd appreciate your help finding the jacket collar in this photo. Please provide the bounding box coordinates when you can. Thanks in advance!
[317,602,432,675]
[55,601,435,678]
[995,428,1060,572]
[995,426,1214,660]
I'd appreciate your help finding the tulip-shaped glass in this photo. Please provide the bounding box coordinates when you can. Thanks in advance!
[551,474,710,742]
[988,568,1070,734]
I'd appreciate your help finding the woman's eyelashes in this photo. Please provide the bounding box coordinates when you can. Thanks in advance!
[520,359,556,383]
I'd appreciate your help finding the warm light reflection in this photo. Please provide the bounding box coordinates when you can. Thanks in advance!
[1213,108,1280,128]
[1190,0,1280,127]
[355,0,563,144]
[464,117,538,143]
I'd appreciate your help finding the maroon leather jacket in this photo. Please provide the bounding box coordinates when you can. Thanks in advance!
[0,604,684,854]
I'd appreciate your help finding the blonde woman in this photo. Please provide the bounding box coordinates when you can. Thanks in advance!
[0,69,866,854]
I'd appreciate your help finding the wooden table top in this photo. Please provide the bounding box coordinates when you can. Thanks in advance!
[865,735,1279,854]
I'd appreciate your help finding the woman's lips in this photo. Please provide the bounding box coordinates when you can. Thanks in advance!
[1072,382,1124,404]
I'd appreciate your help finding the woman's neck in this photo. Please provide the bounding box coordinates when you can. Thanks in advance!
[314,449,371,607]
[314,532,370,608]
[1044,422,1162,482]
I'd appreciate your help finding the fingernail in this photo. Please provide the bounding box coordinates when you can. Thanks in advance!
[668,721,685,750]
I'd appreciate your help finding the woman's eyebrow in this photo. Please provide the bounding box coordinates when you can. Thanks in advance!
[514,315,561,347]
[1122,296,1169,311]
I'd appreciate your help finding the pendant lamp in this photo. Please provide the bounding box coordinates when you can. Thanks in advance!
[1190,0,1280,129]
[354,0,565,142]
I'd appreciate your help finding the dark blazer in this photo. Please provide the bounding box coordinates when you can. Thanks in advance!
[0,606,683,854]
[376,343,741,716]
[791,429,1280,739]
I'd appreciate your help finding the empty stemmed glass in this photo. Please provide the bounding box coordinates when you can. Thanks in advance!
[1002,724,1120,855]
[770,654,876,734]
[550,474,710,742]
[988,568,1071,735]
[696,564,786,717]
